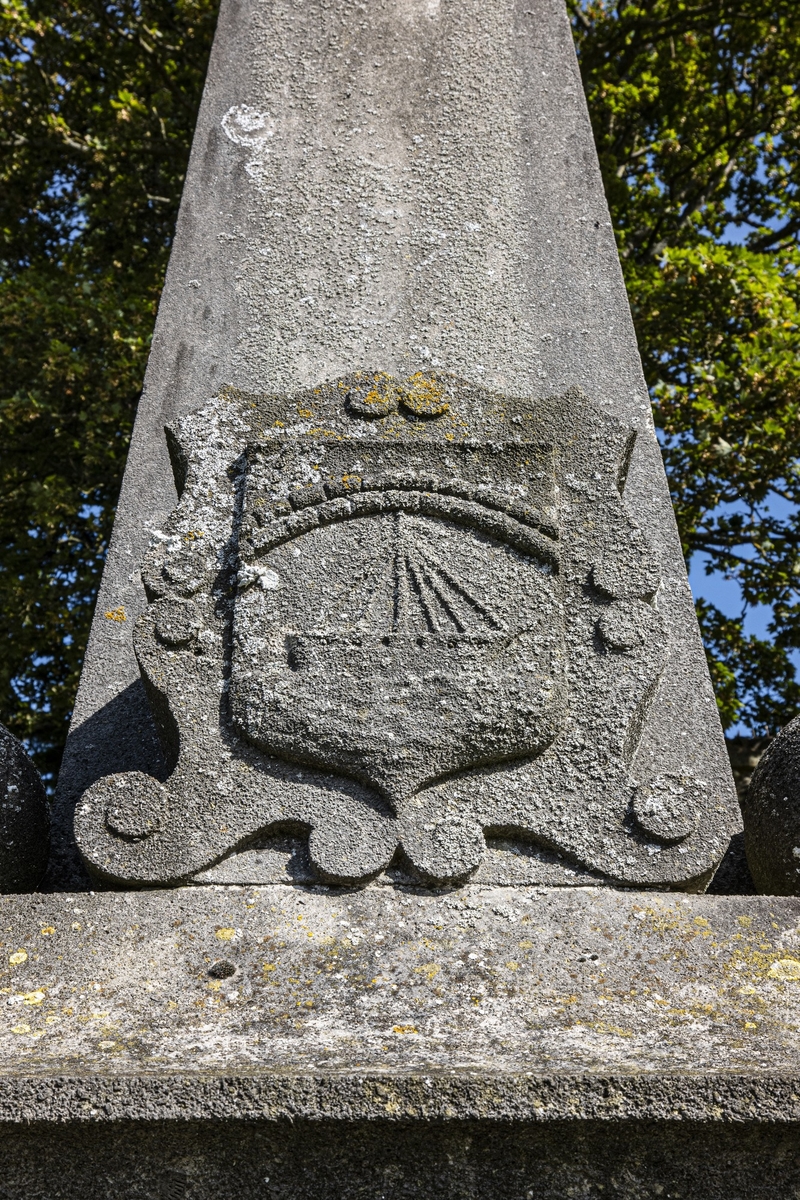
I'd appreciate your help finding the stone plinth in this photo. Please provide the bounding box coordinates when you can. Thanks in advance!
[3,887,800,1195]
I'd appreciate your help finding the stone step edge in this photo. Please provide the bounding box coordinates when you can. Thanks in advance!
[0,1070,796,1125]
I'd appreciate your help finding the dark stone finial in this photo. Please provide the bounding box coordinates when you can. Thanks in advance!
[742,716,800,894]
[0,723,50,893]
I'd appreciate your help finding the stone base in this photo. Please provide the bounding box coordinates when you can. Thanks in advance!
[4,1113,800,1200]
[3,884,800,1197]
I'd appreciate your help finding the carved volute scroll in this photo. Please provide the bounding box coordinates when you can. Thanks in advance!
[74,373,740,889]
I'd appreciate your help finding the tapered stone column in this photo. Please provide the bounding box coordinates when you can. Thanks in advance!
[51,0,736,890]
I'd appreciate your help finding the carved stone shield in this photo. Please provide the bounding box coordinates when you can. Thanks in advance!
[230,440,566,804]
[73,373,741,890]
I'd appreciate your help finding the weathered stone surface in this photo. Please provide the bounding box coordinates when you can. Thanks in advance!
[3,884,800,1196]
[4,887,799,1193]
[73,376,738,891]
[2,886,800,1085]
[10,0,784,1187]
[742,715,800,894]
[50,0,736,892]
[6,1119,800,1200]
[0,723,49,894]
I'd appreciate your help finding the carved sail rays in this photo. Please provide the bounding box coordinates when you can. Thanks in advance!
[73,375,740,890]
[374,513,507,637]
[288,508,509,641]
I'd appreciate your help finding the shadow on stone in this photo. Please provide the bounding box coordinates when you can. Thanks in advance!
[45,679,168,892]
[0,722,49,893]
[706,831,756,895]
[741,715,800,894]
[1,1118,800,1200]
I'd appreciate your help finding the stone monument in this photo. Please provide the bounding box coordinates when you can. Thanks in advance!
[3,0,800,1195]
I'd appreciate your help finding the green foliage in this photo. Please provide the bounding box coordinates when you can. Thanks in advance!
[0,0,216,781]
[571,0,800,731]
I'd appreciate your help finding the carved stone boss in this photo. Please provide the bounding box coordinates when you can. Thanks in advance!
[75,374,737,888]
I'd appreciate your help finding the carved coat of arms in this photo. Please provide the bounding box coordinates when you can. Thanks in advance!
[232,437,565,805]
[75,374,739,889]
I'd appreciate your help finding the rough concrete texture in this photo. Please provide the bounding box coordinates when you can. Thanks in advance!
[73,375,738,891]
[4,1121,800,1200]
[742,716,800,894]
[0,723,49,893]
[3,886,800,1082]
[50,0,735,891]
[14,0,790,1187]
[3,887,800,1196]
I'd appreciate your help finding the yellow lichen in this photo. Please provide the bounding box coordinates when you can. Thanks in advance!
[9,950,27,966]
[400,373,450,418]
[768,958,800,980]
[20,990,45,1006]
[585,1021,634,1038]
[104,606,126,623]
